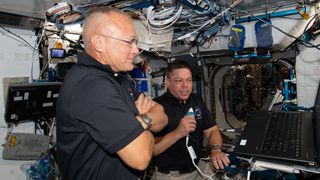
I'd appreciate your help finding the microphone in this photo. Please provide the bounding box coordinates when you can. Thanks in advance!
[186,107,195,118]
[186,107,196,159]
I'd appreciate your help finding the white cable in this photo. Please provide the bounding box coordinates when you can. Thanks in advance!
[4,126,13,141]
[127,74,137,91]
[246,170,251,180]
[147,17,180,31]
[185,135,214,180]
[48,118,56,137]
[124,7,173,51]
[147,5,183,28]
[176,0,242,41]
[38,36,61,80]
[236,156,254,164]
[138,40,172,45]
[236,156,254,180]
[154,7,176,19]
[188,17,211,27]
[32,19,46,82]
[194,0,214,15]
[186,134,189,146]
[36,122,44,135]
[122,8,153,47]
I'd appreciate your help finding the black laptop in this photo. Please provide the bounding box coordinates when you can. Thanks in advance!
[233,83,320,167]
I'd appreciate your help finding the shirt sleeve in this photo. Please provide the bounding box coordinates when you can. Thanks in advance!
[70,77,144,154]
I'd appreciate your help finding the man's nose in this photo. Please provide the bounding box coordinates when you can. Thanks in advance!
[182,81,188,87]
[131,43,140,55]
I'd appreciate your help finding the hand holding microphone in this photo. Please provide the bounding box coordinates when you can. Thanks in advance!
[186,108,196,133]
[175,108,197,138]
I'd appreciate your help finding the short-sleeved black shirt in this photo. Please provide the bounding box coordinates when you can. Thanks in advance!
[56,52,144,180]
[152,91,216,171]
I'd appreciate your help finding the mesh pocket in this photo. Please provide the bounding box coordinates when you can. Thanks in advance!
[255,19,273,48]
[228,24,246,51]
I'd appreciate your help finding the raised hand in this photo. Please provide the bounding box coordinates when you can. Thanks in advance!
[174,115,197,138]
[135,94,155,115]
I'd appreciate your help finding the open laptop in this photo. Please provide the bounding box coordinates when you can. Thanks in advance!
[234,82,320,167]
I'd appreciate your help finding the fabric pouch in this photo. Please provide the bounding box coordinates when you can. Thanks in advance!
[255,19,273,48]
[228,24,246,51]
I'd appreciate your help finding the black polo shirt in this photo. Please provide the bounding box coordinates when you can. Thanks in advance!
[152,91,216,171]
[56,52,144,180]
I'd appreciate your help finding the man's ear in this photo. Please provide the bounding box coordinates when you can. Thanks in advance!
[91,35,104,53]
[165,77,169,87]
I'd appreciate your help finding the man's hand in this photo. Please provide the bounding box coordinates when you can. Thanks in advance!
[135,95,168,133]
[210,149,230,170]
[135,94,155,115]
[174,116,196,139]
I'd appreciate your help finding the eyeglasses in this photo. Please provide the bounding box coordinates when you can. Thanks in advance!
[99,34,138,47]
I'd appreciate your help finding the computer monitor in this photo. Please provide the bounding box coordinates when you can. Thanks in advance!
[50,48,66,58]
[4,82,61,125]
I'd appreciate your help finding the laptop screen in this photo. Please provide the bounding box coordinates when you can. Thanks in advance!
[4,82,61,124]
[314,82,320,162]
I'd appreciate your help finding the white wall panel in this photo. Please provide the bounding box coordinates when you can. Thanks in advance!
[0,27,40,126]
[0,27,39,180]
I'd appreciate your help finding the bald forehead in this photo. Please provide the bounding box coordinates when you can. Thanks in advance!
[83,9,133,36]
[87,9,131,25]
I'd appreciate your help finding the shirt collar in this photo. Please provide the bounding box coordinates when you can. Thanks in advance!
[77,52,126,78]
[166,90,190,105]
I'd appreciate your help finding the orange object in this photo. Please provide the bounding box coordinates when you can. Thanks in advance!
[55,41,63,49]
[296,6,310,20]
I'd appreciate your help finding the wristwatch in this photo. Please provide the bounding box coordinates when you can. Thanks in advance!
[141,114,152,130]
[209,144,221,151]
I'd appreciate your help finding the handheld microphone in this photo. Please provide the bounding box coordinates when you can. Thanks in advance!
[186,108,197,159]
[186,107,195,118]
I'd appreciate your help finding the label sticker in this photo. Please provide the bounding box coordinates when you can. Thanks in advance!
[13,96,23,101]
[10,114,16,119]
[24,92,29,100]
[47,91,52,98]
[43,102,53,107]
[240,139,247,146]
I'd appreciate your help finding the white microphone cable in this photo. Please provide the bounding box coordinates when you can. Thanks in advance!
[185,108,215,180]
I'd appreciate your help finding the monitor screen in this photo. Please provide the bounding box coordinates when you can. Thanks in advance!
[4,82,61,124]
[50,48,66,58]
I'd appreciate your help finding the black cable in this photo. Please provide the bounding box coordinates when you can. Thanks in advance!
[277,170,287,180]
[0,24,38,51]
[239,10,320,50]
[60,34,77,44]
[271,5,285,14]
[302,14,317,34]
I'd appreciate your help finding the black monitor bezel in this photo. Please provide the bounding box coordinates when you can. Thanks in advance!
[50,48,66,59]
[4,82,61,125]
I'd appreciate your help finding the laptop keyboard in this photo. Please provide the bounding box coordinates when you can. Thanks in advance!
[262,112,302,158]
